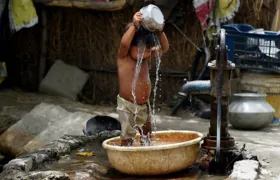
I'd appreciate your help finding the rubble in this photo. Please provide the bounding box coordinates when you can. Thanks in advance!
[0,103,97,156]
[0,130,120,180]
[0,103,68,156]
[26,171,70,180]
[227,160,260,180]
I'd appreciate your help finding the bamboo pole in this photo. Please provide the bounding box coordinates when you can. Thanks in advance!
[38,8,47,85]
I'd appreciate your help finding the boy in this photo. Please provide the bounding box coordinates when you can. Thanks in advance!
[117,12,169,146]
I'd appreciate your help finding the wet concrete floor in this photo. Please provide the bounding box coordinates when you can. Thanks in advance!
[1,90,279,179]
[39,140,226,180]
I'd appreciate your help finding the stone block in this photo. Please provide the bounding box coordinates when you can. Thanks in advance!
[0,103,68,156]
[27,171,69,180]
[23,153,49,165]
[24,111,93,153]
[4,157,33,172]
[39,60,89,101]
[227,160,260,180]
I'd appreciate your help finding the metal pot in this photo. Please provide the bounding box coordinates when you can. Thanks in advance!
[140,4,164,32]
[228,93,275,130]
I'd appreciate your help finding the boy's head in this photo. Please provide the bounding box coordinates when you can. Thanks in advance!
[131,26,156,48]
[128,24,157,59]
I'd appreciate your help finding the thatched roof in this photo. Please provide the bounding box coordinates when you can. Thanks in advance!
[34,0,127,11]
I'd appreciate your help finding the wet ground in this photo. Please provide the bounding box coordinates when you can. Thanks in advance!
[0,90,280,179]
[39,139,226,180]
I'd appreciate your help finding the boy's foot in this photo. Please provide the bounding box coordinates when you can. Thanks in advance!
[121,139,133,146]
[140,136,151,146]
[139,120,152,146]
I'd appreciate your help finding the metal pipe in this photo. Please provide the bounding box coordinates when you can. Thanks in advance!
[215,29,226,164]
[179,80,211,96]
[216,54,222,164]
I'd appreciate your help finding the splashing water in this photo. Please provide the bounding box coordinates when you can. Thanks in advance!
[131,43,152,146]
[149,54,152,70]
[139,127,152,146]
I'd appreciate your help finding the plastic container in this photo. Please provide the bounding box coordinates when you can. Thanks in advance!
[223,24,280,72]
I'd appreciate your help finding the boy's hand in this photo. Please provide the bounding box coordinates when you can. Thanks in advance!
[133,12,144,28]
[151,45,163,57]
[151,46,160,52]
[158,23,165,33]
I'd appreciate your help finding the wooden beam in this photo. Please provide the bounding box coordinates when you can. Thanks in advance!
[34,0,127,11]
[271,0,280,31]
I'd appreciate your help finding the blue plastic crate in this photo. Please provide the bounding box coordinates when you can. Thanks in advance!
[222,24,280,72]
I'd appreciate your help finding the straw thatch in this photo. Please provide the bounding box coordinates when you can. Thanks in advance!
[6,0,277,105]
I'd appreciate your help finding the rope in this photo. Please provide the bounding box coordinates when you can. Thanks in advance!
[171,23,202,52]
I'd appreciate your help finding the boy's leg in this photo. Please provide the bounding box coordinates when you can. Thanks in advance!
[139,117,152,146]
[121,139,134,146]
[142,117,152,137]
[118,110,136,146]
[139,103,152,146]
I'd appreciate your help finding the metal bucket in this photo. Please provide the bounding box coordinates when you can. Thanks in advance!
[140,4,164,32]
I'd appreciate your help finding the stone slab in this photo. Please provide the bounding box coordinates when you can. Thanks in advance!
[0,103,68,156]
[23,111,93,153]
[39,60,89,101]
[227,160,260,180]
[0,131,120,180]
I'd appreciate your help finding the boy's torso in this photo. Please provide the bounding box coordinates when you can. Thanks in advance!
[118,55,151,105]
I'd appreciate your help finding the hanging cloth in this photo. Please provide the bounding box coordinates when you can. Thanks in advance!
[193,0,215,31]
[214,0,240,24]
[8,0,38,32]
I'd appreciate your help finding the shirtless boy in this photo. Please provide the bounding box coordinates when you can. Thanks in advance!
[117,12,169,146]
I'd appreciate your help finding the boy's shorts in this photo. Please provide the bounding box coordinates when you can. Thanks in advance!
[116,95,151,140]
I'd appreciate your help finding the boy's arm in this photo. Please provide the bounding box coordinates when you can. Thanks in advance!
[118,12,143,59]
[151,29,169,58]
[157,31,169,54]
[118,25,136,58]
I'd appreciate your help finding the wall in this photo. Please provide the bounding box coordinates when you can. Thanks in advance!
[4,0,276,106]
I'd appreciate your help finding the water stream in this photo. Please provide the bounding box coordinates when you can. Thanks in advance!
[151,34,161,135]
[130,34,163,146]
[131,41,146,125]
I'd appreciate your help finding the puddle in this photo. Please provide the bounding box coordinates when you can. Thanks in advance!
[38,140,227,180]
